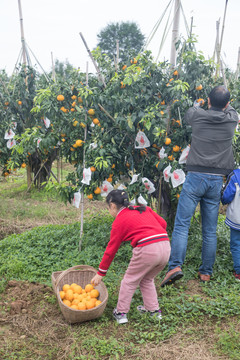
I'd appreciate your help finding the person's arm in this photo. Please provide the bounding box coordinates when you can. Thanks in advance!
[221,172,236,205]
[91,223,123,286]
[224,105,239,124]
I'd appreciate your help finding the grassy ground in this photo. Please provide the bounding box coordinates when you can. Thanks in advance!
[0,167,240,360]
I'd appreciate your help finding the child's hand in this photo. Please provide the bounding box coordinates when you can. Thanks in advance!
[91,274,103,286]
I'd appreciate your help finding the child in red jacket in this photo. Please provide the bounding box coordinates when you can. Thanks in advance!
[91,190,171,324]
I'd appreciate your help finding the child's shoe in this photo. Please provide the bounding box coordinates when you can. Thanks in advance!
[137,305,162,319]
[112,308,128,324]
[234,272,240,281]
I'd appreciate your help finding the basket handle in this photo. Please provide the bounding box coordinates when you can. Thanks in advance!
[55,265,97,289]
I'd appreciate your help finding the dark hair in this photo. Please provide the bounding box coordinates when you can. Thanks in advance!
[208,85,230,109]
[106,190,146,213]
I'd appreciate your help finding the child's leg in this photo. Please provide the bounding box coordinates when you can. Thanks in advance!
[230,228,240,274]
[139,241,170,311]
[117,241,170,313]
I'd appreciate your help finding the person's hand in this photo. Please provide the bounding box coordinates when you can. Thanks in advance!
[91,274,103,286]
[193,99,204,108]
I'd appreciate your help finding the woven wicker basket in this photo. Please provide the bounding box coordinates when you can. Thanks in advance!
[52,265,108,324]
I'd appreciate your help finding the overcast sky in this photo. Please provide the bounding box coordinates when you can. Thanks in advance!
[0,0,239,75]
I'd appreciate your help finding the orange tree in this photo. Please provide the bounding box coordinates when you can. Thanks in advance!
[32,37,236,220]
[0,65,57,184]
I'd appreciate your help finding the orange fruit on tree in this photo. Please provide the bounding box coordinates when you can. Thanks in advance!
[63,299,71,307]
[111,164,116,169]
[173,145,180,152]
[71,108,75,112]
[173,70,178,76]
[78,97,83,103]
[168,155,174,161]
[75,139,83,147]
[87,194,93,200]
[5,101,9,106]
[61,138,65,142]
[161,100,165,105]
[94,187,101,195]
[90,289,99,298]
[72,101,76,107]
[165,138,171,145]
[57,94,64,101]
[18,100,22,105]
[196,84,203,91]
[88,108,95,115]
[71,95,77,100]
[73,120,78,126]
[78,302,87,310]
[62,284,70,292]
[122,65,127,70]
[21,163,27,168]
[80,122,86,128]
[107,177,112,183]
[85,283,94,293]
[90,166,96,172]
[92,118,100,125]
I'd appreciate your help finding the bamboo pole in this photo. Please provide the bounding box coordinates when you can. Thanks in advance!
[51,52,56,81]
[215,20,221,79]
[216,0,228,78]
[18,0,27,66]
[235,47,240,80]
[79,32,106,88]
[170,0,181,66]
[220,60,227,87]
[79,62,89,250]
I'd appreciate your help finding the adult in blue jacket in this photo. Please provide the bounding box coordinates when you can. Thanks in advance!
[221,169,240,280]
[161,85,239,286]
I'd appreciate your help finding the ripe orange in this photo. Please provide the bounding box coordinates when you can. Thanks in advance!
[94,187,101,195]
[72,298,80,305]
[5,101,9,106]
[161,100,165,105]
[87,194,93,200]
[111,164,116,169]
[62,284,70,292]
[92,118,100,125]
[168,155,174,161]
[88,109,95,115]
[78,97,83,103]
[71,108,75,112]
[122,65,127,70]
[72,285,82,294]
[165,138,171,145]
[59,291,65,300]
[57,94,64,101]
[75,139,83,147]
[196,84,203,91]
[95,300,102,307]
[85,284,94,293]
[71,101,76,107]
[71,95,77,100]
[80,122,86,128]
[61,138,65,142]
[86,299,95,309]
[173,70,178,76]
[63,299,71,307]
[197,98,205,105]
[21,163,27,168]
[173,145,180,152]
[120,81,125,88]
[71,304,79,310]
[107,177,112,183]
[90,166,96,172]
[18,100,22,105]
[65,289,74,301]
[90,289,99,298]
[78,302,87,310]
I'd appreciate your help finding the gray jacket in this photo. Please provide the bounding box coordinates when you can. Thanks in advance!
[185,105,238,175]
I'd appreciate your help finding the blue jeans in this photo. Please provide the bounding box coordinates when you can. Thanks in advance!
[230,228,240,274]
[168,172,223,275]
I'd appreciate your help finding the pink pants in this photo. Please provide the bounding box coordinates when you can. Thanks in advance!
[117,241,171,313]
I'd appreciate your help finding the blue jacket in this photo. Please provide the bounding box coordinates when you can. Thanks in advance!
[221,169,240,230]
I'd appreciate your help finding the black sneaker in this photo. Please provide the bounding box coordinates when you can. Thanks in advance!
[112,308,128,324]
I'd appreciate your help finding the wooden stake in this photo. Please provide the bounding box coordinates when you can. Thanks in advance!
[235,47,240,80]
[17,0,27,66]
